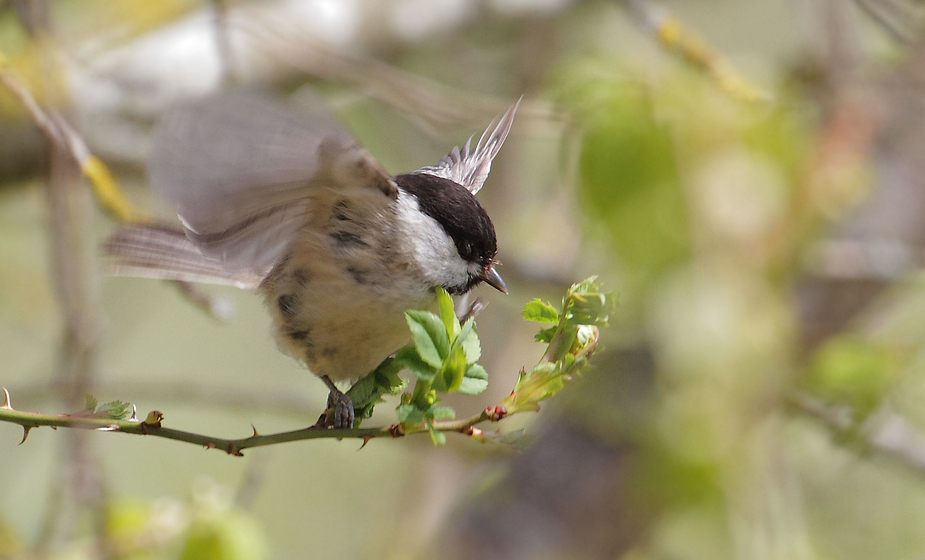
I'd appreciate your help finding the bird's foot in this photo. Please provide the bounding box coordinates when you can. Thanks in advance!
[316,375,355,429]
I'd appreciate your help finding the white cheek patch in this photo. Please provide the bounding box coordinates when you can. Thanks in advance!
[394,193,470,290]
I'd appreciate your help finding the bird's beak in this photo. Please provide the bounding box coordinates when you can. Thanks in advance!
[482,266,508,294]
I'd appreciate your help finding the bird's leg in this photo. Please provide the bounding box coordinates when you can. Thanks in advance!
[319,375,355,429]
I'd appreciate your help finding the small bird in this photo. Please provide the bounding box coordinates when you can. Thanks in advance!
[105,91,517,428]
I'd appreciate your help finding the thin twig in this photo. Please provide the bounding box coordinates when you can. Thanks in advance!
[0,396,497,456]
[616,0,772,103]
[239,19,560,135]
[851,0,917,43]
[0,48,230,320]
[789,392,925,474]
[21,6,110,552]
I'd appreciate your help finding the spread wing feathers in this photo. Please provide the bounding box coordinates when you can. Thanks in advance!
[149,90,395,274]
[104,225,265,289]
[414,97,521,195]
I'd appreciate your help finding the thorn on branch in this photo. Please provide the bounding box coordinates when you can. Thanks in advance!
[250,424,259,438]
[358,436,372,450]
[388,424,405,437]
[1,387,12,409]
[95,425,120,432]
[19,426,32,445]
[463,426,483,438]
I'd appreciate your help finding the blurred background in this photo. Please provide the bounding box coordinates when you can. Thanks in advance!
[3,0,925,558]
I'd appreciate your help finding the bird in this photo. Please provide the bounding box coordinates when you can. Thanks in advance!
[105,90,518,429]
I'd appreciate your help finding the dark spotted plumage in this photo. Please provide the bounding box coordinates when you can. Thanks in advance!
[330,230,369,248]
[286,328,311,341]
[346,266,372,285]
[332,200,352,221]
[277,294,297,320]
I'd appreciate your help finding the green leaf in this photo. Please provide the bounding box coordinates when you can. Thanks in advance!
[97,400,131,420]
[347,370,378,406]
[522,299,560,323]
[565,291,617,326]
[534,326,557,343]
[436,287,460,339]
[428,404,456,421]
[395,346,436,383]
[568,276,601,294]
[396,404,424,424]
[807,336,896,418]
[435,346,468,393]
[459,319,481,364]
[85,395,98,412]
[558,277,618,327]
[426,420,447,446]
[347,356,407,424]
[505,362,566,412]
[405,310,450,368]
[376,362,406,395]
[458,364,489,395]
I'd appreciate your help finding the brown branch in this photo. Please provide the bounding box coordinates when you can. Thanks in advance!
[0,390,498,456]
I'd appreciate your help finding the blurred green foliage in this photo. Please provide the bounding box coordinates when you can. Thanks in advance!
[556,61,690,304]
[4,1,925,559]
[806,336,897,419]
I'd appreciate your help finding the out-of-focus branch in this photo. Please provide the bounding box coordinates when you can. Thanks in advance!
[0,49,230,321]
[19,5,109,550]
[0,51,144,223]
[616,0,772,103]
[852,0,921,43]
[790,393,925,474]
[241,20,561,135]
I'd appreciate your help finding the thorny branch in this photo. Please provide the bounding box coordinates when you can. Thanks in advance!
[0,277,610,454]
[0,387,514,456]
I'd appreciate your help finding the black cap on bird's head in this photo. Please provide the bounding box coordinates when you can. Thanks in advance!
[394,173,506,295]
[396,97,519,296]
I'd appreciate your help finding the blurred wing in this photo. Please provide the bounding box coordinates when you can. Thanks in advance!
[149,91,395,275]
[414,98,520,194]
[104,224,265,289]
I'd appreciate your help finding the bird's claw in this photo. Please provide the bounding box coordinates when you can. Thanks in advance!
[317,375,354,429]
[327,389,355,430]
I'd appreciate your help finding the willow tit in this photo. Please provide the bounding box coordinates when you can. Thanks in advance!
[105,91,517,428]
